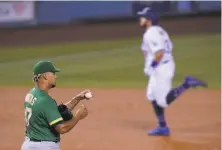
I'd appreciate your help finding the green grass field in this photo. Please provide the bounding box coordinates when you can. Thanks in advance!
[0,34,220,89]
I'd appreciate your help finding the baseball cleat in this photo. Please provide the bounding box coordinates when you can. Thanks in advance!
[184,76,208,88]
[147,126,170,136]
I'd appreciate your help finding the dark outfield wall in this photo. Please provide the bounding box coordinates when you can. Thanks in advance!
[0,15,220,47]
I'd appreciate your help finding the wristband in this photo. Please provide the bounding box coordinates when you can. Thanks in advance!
[151,60,158,68]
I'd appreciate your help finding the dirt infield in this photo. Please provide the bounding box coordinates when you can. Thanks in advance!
[0,88,220,150]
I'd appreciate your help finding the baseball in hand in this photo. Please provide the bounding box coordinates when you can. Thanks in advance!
[84,92,93,99]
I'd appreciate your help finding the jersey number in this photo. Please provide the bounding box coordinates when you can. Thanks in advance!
[25,107,32,127]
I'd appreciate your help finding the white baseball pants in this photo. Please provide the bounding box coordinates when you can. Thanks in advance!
[21,137,60,150]
[146,60,175,108]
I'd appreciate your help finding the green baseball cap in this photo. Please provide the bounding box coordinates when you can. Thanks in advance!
[33,60,60,75]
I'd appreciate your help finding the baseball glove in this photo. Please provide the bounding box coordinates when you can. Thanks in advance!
[58,104,73,121]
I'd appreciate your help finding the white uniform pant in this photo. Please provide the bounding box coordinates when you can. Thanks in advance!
[146,60,175,108]
[21,137,60,150]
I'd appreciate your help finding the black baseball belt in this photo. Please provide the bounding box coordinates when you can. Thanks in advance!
[29,138,59,143]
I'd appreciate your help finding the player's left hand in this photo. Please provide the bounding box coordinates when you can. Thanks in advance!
[58,104,73,121]
[144,67,154,76]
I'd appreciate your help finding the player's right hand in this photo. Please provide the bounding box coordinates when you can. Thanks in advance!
[75,104,88,120]
[72,89,92,101]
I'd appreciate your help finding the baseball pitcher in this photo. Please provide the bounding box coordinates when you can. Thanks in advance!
[137,7,208,136]
[21,60,93,150]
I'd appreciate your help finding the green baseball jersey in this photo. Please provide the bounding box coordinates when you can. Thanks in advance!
[24,87,63,141]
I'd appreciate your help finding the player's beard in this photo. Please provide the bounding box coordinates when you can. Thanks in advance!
[141,24,147,28]
[51,83,56,88]
[49,82,56,88]
[140,21,150,29]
